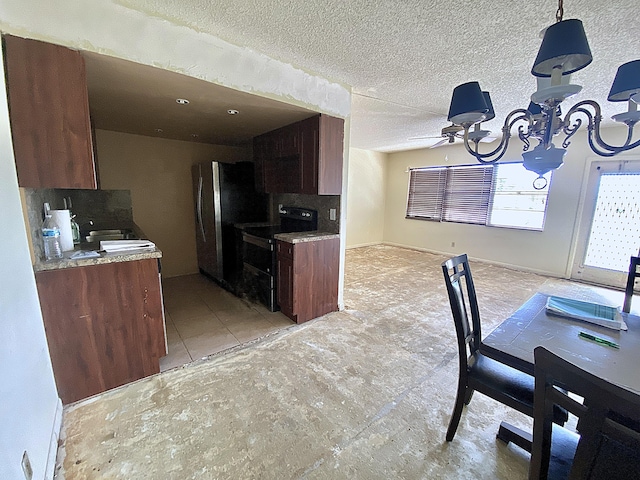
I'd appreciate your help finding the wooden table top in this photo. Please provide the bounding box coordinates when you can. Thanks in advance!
[480,292,640,395]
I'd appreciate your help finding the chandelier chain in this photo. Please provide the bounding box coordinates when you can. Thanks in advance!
[556,0,564,22]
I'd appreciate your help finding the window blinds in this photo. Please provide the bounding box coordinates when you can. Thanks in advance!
[442,165,494,224]
[406,167,447,220]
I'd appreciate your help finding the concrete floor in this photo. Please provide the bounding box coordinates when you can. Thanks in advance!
[55,245,628,479]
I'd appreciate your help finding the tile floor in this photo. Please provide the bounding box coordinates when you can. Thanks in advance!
[159,274,294,371]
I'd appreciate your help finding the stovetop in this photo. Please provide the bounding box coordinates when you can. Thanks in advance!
[242,225,283,238]
[242,206,319,239]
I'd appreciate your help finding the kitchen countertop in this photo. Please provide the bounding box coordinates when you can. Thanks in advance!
[34,245,162,272]
[273,231,339,244]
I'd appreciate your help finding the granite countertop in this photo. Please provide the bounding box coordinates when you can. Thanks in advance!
[273,231,339,244]
[33,221,163,272]
[34,246,162,272]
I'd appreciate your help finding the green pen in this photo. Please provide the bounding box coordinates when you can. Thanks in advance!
[578,331,620,349]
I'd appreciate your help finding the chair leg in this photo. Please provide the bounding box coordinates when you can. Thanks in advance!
[496,421,532,452]
[464,388,474,405]
[446,382,468,441]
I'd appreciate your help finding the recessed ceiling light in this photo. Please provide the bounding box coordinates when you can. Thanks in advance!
[227,109,239,115]
[176,98,190,105]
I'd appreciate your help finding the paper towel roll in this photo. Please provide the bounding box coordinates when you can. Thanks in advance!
[50,210,74,252]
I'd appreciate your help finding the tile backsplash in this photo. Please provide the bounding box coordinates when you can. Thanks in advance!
[270,194,340,233]
[24,188,134,261]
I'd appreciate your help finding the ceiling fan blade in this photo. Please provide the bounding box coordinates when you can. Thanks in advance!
[408,135,442,140]
[429,138,450,149]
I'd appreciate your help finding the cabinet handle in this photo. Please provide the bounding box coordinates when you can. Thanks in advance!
[197,175,205,241]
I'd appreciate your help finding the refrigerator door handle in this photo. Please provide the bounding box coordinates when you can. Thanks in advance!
[197,175,206,242]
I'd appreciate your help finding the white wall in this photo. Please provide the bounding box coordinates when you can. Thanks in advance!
[384,127,631,277]
[96,129,251,278]
[0,0,350,118]
[345,148,386,248]
[0,48,60,480]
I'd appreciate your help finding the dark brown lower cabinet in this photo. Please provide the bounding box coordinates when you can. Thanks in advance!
[35,258,166,404]
[276,237,339,324]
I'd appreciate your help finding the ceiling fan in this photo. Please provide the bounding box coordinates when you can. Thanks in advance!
[409,123,498,148]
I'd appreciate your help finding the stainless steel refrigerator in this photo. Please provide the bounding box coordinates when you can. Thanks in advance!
[192,161,268,290]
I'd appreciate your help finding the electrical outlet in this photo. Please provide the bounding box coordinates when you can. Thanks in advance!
[22,451,33,480]
[330,208,337,221]
[451,241,455,248]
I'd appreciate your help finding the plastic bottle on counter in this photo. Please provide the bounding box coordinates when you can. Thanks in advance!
[42,214,63,260]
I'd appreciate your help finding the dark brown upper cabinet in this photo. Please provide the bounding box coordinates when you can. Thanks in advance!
[4,35,97,189]
[254,114,344,195]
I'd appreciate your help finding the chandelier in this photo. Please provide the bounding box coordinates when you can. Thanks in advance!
[446,0,640,189]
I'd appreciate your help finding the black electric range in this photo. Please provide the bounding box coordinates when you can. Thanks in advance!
[241,206,318,310]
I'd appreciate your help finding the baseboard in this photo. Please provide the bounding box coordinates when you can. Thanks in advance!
[346,241,383,249]
[45,397,63,480]
[381,241,565,278]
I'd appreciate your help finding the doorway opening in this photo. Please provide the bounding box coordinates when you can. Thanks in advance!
[572,159,640,288]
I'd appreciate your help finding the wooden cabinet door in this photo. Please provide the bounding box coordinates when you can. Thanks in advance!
[277,238,339,324]
[36,259,165,404]
[276,241,294,318]
[278,122,300,157]
[300,116,319,195]
[317,115,345,195]
[253,134,270,192]
[4,35,96,189]
[265,155,301,193]
[253,114,343,195]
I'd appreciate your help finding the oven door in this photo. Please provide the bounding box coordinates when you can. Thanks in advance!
[242,232,277,311]
[243,263,277,311]
[242,233,275,275]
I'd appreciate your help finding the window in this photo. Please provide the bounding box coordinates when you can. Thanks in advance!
[406,167,446,220]
[406,162,551,230]
[443,165,493,225]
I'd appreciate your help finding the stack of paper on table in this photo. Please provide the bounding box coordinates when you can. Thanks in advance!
[546,296,626,330]
[100,240,156,252]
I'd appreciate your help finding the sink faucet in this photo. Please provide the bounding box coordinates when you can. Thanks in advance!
[79,220,94,234]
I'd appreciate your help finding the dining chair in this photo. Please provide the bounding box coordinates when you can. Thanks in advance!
[529,346,640,480]
[441,254,567,445]
[622,255,640,313]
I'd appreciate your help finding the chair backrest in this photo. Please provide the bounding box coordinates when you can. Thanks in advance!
[441,254,481,360]
[622,256,640,313]
[530,346,640,480]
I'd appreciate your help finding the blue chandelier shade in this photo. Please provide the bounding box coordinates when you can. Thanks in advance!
[527,102,543,115]
[482,91,496,121]
[447,81,489,125]
[608,60,640,102]
[531,19,592,77]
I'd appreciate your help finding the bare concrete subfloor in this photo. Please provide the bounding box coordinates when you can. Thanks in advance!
[55,245,628,479]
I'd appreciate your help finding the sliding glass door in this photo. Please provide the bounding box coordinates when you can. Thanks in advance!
[571,159,640,288]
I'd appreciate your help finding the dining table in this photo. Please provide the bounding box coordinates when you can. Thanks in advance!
[478,292,640,451]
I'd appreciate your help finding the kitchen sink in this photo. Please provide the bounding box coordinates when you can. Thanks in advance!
[85,229,138,242]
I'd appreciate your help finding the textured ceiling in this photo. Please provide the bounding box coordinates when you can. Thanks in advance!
[101,0,639,152]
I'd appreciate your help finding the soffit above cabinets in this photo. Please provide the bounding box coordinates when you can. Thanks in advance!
[83,51,316,147]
